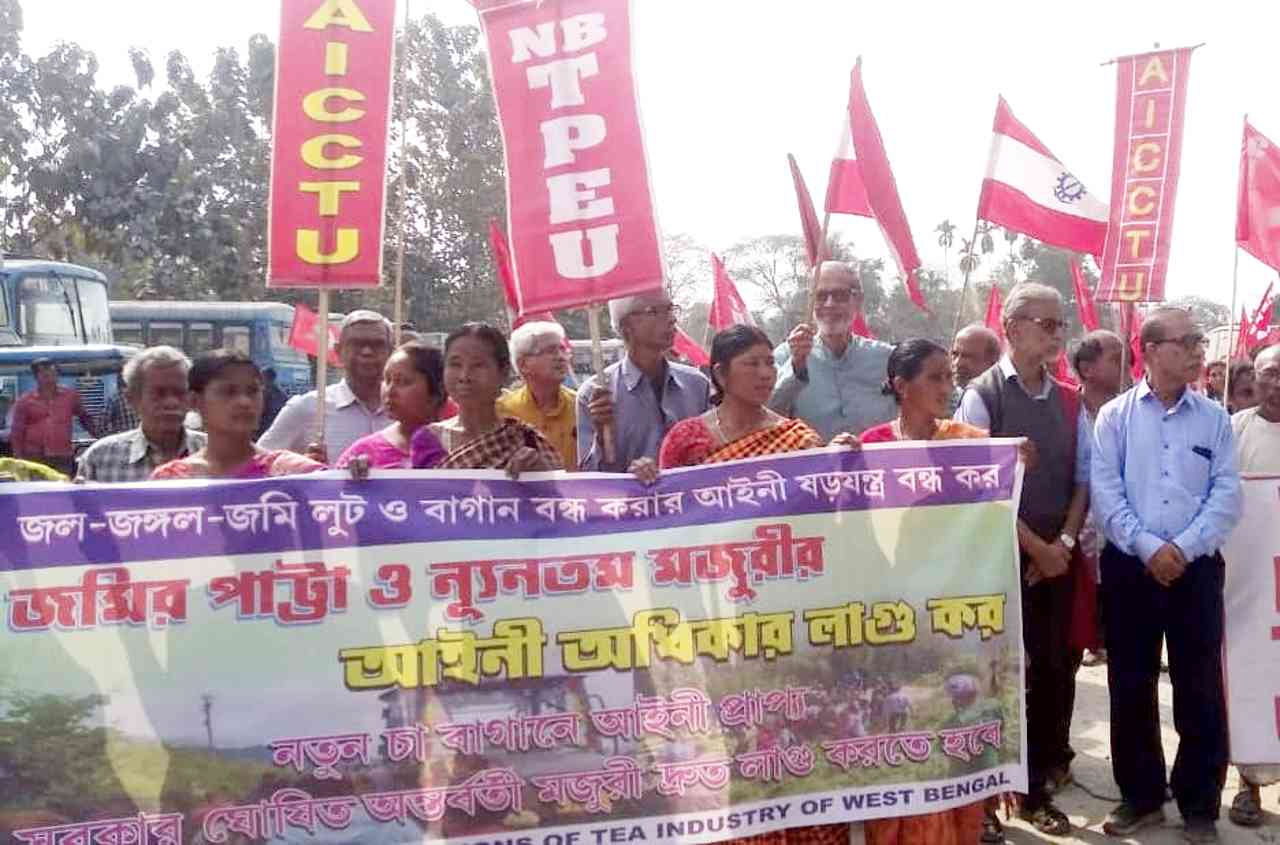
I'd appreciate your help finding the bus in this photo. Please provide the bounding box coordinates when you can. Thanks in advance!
[0,258,134,447]
[109,301,316,395]
[567,338,625,385]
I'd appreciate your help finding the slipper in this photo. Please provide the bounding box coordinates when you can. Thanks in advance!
[1229,787,1263,828]
[1019,803,1071,837]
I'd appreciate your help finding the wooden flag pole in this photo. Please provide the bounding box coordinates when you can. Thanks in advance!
[587,303,616,465]
[391,0,412,346]
[950,217,983,342]
[313,289,331,451]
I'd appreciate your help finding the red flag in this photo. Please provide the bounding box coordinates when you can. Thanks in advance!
[788,153,826,268]
[977,97,1108,256]
[1120,303,1145,380]
[490,218,555,328]
[983,285,1005,341]
[1237,121,1280,273]
[708,254,754,331]
[1248,281,1275,351]
[850,311,875,339]
[1070,257,1100,331]
[824,114,874,217]
[672,327,709,367]
[847,58,927,313]
[1053,351,1078,388]
[1233,306,1251,360]
[288,302,340,366]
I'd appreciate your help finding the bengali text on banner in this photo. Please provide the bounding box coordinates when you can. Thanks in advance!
[0,442,1026,845]
[267,0,396,288]
[1096,47,1195,302]
[477,0,665,314]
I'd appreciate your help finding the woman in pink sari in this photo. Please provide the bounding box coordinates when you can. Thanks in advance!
[336,341,447,471]
[152,351,323,480]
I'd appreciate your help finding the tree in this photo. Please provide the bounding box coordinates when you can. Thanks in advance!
[935,219,956,283]
[0,692,109,810]
[1167,295,1231,333]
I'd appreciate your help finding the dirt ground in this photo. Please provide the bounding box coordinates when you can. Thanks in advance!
[852,662,1280,843]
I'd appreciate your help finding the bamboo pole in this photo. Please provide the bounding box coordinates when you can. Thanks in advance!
[391,0,412,346]
[1225,246,1242,401]
[314,289,331,450]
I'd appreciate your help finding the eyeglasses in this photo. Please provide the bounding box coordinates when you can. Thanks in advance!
[814,289,861,304]
[1256,368,1280,385]
[528,344,570,357]
[634,304,681,320]
[1154,333,1208,351]
[1019,316,1066,334]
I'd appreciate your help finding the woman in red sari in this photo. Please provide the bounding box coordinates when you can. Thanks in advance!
[860,339,993,845]
[152,350,323,480]
[635,325,853,845]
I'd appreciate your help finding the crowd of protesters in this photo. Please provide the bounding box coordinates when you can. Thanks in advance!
[4,261,1277,843]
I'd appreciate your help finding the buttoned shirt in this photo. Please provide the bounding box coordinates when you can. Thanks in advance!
[257,379,389,462]
[97,392,141,437]
[1090,379,1241,564]
[497,383,577,467]
[11,386,93,459]
[76,426,207,483]
[954,356,1054,431]
[770,333,896,441]
[576,355,710,472]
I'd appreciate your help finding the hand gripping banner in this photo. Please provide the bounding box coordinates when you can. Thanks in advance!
[0,441,1026,844]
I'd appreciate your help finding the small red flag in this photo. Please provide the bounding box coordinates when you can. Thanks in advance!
[708,254,754,331]
[1070,257,1100,332]
[848,58,927,313]
[672,327,710,367]
[1052,350,1078,388]
[787,153,826,268]
[288,302,339,366]
[1247,281,1275,352]
[1237,121,1280,273]
[850,311,875,339]
[490,217,555,328]
[1233,306,1252,360]
[984,284,1005,341]
[1120,303,1145,380]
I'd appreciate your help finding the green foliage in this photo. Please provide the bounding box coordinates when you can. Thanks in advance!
[0,692,109,810]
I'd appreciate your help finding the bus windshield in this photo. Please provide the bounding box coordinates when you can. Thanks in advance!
[18,275,112,346]
[269,321,309,363]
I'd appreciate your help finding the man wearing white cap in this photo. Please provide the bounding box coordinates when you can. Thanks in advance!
[577,291,710,471]
[259,310,394,462]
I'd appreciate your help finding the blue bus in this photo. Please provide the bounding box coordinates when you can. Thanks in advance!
[0,258,135,447]
[109,301,316,395]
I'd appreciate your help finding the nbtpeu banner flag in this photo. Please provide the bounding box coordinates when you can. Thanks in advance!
[0,442,1026,845]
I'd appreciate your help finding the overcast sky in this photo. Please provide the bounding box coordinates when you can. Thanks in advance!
[19,1,1280,317]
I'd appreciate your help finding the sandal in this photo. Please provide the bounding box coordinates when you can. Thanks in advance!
[1229,787,1263,828]
[980,810,1005,844]
[1019,803,1071,837]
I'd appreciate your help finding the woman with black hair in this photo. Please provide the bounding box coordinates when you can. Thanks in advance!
[428,322,562,477]
[151,350,323,479]
[336,341,448,470]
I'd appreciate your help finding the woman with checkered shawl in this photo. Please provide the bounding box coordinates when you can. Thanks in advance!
[427,323,563,476]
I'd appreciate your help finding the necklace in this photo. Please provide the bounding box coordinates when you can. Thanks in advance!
[713,405,768,442]
[891,416,938,442]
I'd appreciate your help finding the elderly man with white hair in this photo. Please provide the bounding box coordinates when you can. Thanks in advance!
[259,309,394,462]
[76,345,206,482]
[498,320,577,466]
[769,260,896,440]
[577,290,710,472]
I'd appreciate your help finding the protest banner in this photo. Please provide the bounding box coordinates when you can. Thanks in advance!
[1222,474,1280,767]
[0,441,1026,844]
[1096,47,1196,302]
[267,0,397,288]
[477,0,665,314]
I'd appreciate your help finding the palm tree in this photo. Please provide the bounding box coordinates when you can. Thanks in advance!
[958,237,981,275]
[977,221,996,256]
[936,219,956,283]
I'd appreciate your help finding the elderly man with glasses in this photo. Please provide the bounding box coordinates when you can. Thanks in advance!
[955,281,1087,838]
[1091,307,1241,844]
[577,291,710,472]
[768,261,895,440]
[499,321,577,467]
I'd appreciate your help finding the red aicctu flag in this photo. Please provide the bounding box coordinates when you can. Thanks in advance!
[1237,121,1280,273]
[708,254,754,331]
[850,311,875,339]
[983,284,1005,341]
[788,153,826,268]
[847,58,927,313]
[1070,257,1100,332]
[288,302,340,366]
[672,327,709,367]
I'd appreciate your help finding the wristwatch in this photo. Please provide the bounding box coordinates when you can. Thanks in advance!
[1058,533,1076,551]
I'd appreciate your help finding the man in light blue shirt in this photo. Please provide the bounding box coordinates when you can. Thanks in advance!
[769,261,895,440]
[577,292,710,472]
[1091,306,1241,843]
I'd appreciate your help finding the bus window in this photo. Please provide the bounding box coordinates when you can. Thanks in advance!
[75,278,112,344]
[114,322,143,346]
[17,276,79,344]
[269,321,308,362]
[189,322,215,355]
[222,324,251,356]
[150,322,184,350]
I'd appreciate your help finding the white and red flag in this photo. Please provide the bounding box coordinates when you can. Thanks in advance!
[1097,48,1196,302]
[1237,120,1280,273]
[824,116,873,217]
[847,59,927,313]
[977,98,1108,257]
[1070,257,1100,332]
[708,254,754,331]
[1246,281,1275,352]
